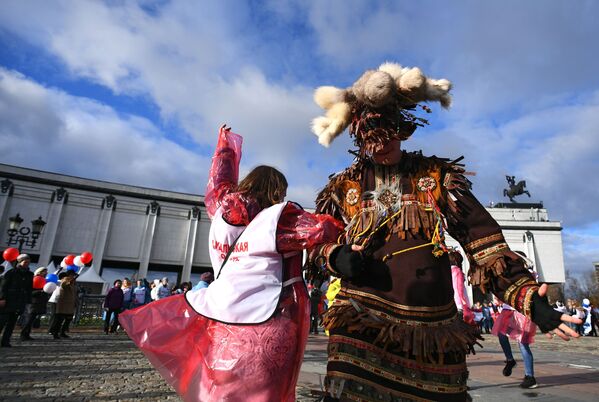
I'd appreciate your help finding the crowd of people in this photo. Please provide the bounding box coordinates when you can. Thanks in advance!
[0,253,217,345]
[101,273,214,334]
[0,254,80,344]
[468,297,598,337]
[555,298,598,336]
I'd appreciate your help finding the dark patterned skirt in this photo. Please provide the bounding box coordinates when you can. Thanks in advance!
[322,288,481,401]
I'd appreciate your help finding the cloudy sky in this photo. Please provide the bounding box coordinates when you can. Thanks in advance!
[1,0,597,276]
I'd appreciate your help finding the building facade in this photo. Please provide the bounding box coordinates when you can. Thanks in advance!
[0,164,209,288]
[1,164,565,297]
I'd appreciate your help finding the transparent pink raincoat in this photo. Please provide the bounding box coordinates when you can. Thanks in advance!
[120,255,309,402]
[491,305,537,344]
[451,265,475,324]
[120,127,342,402]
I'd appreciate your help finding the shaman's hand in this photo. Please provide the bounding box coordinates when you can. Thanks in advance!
[333,245,366,278]
[532,284,582,341]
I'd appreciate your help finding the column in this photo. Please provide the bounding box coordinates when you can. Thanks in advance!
[524,230,538,271]
[137,200,159,279]
[91,195,116,273]
[180,206,201,283]
[38,187,68,265]
[0,179,14,230]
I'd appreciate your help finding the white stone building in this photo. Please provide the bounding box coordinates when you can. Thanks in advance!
[1,163,565,298]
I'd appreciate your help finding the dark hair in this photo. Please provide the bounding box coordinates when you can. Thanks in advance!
[200,272,214,283]
[237,165,288,209]
[114,279,122,286]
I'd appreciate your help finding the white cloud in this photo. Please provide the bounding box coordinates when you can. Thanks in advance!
[0,0,347,206]
[1,0,598,275]
[306,1,599,117]
[0,68,208,193]
[563,225,599,275]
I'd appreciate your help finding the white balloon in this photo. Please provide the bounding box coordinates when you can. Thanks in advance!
[60,260,67,268]
[74,256,85,267]
[43,282,57,294]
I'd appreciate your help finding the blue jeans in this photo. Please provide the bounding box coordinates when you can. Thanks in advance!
[498,333,534,376]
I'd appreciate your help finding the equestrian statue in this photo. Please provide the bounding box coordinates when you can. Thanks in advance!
[504,175,530,202]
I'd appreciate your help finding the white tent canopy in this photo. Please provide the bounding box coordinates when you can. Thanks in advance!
[77,265,109,294]
[46,261,56,273]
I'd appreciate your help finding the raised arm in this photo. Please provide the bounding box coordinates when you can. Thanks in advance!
[444,167,581,339]
[277,203,344,252]
[204,125,243,219]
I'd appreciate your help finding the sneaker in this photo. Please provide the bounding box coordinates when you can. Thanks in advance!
[20,335,34,341]
[503,359,516,376]
[60,333,70,339]
[52,333,61,340]
[520,375,538,389]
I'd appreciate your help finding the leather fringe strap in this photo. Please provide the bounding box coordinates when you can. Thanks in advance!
[322,299,482,365]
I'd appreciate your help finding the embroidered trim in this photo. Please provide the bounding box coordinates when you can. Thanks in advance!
[338,288,457,313]
[332,299,456,319]
[329,354,466,393]
[521,285,539,318]
[326,371,435,402]
[471,242,510,265]
[464,233,505,252]
[503,277,535,307]
[333,299,458,327]
[329,335,468,374]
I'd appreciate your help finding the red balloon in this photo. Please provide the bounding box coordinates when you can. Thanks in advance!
[64,254,76,265]
[2,247,19,262]
[80,251,93,265]
[33,276,46,289]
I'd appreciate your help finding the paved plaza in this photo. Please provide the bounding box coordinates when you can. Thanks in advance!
[0,328,597,401]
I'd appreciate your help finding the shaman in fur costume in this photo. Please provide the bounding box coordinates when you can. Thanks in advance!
[307,62,580,401]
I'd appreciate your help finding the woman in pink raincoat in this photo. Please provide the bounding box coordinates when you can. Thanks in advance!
[120,125,343,402]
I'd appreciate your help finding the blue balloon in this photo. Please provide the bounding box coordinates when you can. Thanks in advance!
[66,264,79,273]
[45,273,59,283]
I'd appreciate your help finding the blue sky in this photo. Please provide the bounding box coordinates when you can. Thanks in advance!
[1,0,598,276]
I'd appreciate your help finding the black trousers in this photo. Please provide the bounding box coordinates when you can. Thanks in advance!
[50,313,72,335]
[20,309,42,338]
[0,311,20,345]
[104,309,120,332]
[47,302,57,332]
[310,314,319,334]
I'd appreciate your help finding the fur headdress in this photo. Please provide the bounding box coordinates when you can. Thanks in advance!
[311,62,452,148]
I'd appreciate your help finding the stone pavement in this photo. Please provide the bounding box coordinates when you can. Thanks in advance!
[297,332,599,401]
[0,328,597,401]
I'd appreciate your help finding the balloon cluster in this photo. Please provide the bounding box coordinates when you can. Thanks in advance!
[59,251,93,274]
[43,251,93,294]
[44,273,59,294]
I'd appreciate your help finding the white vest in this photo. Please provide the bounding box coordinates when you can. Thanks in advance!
[186,202,289,324]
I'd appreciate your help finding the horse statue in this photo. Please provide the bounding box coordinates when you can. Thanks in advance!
[503,175,530,202]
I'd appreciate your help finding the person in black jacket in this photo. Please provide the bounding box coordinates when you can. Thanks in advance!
[0,254,33,347]
[20,267,49,340]
[309,285,322,334]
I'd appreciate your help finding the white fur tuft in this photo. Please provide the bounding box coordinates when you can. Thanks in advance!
[423,78,453,108]
[378,62,405,81]
[314,86,345,110]
[310,102,351,147]
[399,67,425,92]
